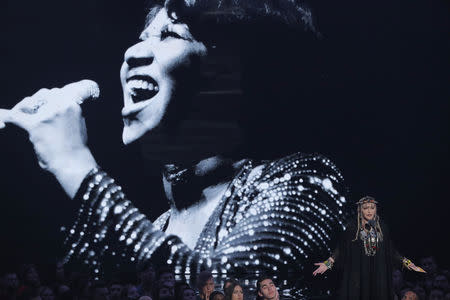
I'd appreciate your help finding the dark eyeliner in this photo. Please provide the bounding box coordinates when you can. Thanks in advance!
[161,29,183,40]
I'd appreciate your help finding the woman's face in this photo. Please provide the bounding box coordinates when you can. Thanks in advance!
[25,267,40,286]
[361,203,376,221]
[120,6,207,144]
[202,278,214,296]
[231,285,244,300]
[40,287,55,300]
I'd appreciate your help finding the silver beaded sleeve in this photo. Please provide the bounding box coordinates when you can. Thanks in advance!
[62,153,348,280]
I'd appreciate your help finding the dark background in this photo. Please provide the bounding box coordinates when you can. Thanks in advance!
[2,0,449,287]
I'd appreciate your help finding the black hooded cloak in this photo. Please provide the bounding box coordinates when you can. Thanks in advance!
[332,220,404,300]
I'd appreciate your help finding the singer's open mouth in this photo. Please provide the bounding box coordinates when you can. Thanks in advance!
[126,75,159,103]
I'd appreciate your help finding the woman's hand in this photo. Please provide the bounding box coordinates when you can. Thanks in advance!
[312,262,329,276]
[407,263,416,270]
[313,257,334,276]
[0,80,98,198]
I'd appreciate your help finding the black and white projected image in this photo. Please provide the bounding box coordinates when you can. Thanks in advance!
[2,0,449,299]
[1,0,350,297]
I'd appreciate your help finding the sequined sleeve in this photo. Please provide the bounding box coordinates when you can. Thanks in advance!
[208,153,348,276]
[63,152,348,278]
[63,167,191,276]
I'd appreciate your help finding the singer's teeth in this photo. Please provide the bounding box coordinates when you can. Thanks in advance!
[128,80,158,92]
[127,79,159,103]
[126,75,159,103]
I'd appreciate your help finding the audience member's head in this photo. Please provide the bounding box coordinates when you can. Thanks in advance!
[139,296,153,300]
[400,288,412,299]
[180,287,196,300]
[56,284,71,298]
[413,286,426,300]
[196,271,214,300]
[90,281,110,300]
[222,280,234,293]
[109,280,124,300]
[19,264,40,288]
[429,288,445,300]
[1,270,19,294]
[210,291,225,300]
[59,288,74,300]
[55,260,66,283]
[401,290,419,300]
[157,267,175,289]
[156,283,175,300]
[124,284,139,300]
[137,262,156,287]
[256,275,277,300]
[174,282,189,300]
[40,286,55,300]
[224,281,243,300]
[434,274,449,292]
[420,256,438,276]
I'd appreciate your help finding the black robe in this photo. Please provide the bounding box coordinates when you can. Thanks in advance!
[332,221,403,300]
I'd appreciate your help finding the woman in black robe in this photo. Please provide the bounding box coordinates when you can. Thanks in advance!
[313,196,420,300]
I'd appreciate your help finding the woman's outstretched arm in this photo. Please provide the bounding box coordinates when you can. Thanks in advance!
[64,153,348,278]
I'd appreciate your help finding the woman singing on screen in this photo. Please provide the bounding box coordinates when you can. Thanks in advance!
[1,0,348,296]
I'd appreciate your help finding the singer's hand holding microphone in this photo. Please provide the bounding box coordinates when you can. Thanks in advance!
[0,80,100,198]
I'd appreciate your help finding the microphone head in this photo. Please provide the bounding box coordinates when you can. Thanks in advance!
[368,219,376,228]
[86,80,100,99]
[76,79,100,104]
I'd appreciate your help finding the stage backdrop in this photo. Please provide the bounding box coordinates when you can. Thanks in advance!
[2,0,449,297]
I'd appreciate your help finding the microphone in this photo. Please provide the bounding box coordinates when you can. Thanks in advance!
[364,219,377,231]
[73,79,100,104]
[0,80,100,128]
[23,80,100,114]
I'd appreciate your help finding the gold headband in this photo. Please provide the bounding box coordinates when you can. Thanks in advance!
[356,196,378,205]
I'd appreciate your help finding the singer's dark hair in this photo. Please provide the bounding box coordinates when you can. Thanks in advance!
[147,0,318,32]
[224,281,243,300]
[142,0,335,156]
[144,0,328,129]
[195,270,213,291]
